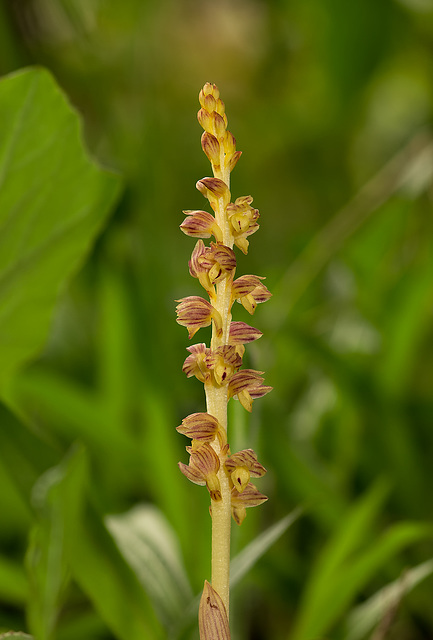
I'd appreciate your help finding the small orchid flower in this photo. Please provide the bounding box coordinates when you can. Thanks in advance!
[178,443,222,501]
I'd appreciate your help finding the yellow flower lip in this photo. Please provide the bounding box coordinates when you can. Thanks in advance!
[230,482,268,525]
[225,448,267,478]
[231,275,272,314]
[190,240,237,288]
[205,345,242,386]
[228,369,272,411]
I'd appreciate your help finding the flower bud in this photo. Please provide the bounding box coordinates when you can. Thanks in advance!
[199,581,230,640]
[229,321,263,345]
[201,132,221,166]
[182,343,210,381]
[180,210,223,242]
[176,296,223,339]
[212,112,227,138]
[197,108,213,133]
[177,412,221,442]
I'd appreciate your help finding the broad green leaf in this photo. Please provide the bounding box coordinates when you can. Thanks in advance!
[297,521,432,639]
[291,479,433,640]
[290,481,389,640]
[345,558,433,640]
[0,66,122,391]
[71,504,164,640]
[107,503,193,629]
[25,445,87,640]
[0,400,164,640]
[230,507,303,587]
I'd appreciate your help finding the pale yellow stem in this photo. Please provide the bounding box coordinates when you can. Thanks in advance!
[206,135,234,618]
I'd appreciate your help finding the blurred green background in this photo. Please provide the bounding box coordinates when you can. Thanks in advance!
[1,0,433,638]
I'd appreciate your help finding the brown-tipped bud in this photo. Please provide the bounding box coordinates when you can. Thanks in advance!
[212,112,227,138]
[231,483,268,525]
[203,93,216,113]
[179,443,222,501]
[177,412,221,442]
[180,210,223,243]
[229,321,263,345]
[197,177,231,205]
[199,581,230,640]
[215,98,225,116]
[182,343,210,381]
[176,296,223,339]
[226,150,242,173]
[202,82,220,99]
[197,108,213,133]
[222,131,237,155]
[201,132,221,166]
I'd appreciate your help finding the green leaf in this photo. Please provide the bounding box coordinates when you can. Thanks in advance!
[25,445,87,640]
[0,401,164,640]
[107,503,193,629]
[290,480,390,640]
[290,481,433,640]
[0,67,122,391]
[301,522,432,639]
[345,558,433,640]
[71,505,165,640]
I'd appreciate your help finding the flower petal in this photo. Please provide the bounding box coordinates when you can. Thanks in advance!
[199,581,231,640]
[225,449,267,478]
[229,321,263,345]
[182,342,210,380]
[197,177,231,207]
[201,132,221,166]
[231,482,268,525]
[177,412,220,442]
[180,210,223,242]
[176,296,222,339]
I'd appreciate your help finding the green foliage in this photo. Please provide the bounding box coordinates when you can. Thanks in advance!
[26,446,87,640]
[1,2,433,639]
[0,67,121,392]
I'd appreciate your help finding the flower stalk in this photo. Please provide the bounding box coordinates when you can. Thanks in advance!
[176,83,271,637]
